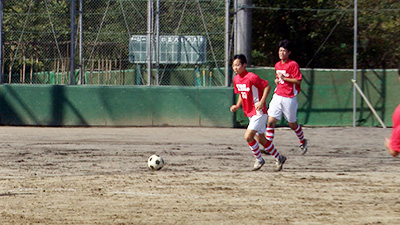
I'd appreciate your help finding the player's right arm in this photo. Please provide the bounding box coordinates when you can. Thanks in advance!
[230,94,242,112]
[255,83,270,111]
[279,73,301,85]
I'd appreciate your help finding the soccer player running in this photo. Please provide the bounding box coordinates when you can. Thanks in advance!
[230,54,286,171]
[385,72,400,157]
[266,39,308,154]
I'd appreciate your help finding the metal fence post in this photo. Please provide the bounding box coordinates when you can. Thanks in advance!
[0,0,3,84]
[353,0,358,127]
[147,0,153,86]
[225,0,230,87]
[70,0,76,85]
[79,0,83,84]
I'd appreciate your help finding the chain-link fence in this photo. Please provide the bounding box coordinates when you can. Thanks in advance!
[2,0,228,86]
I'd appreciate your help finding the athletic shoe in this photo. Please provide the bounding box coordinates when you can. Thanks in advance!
[252,158,265,171]
[275,155,286,172]
[299,139,308,155]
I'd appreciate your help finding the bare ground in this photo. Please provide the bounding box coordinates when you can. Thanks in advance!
[0,126,399,224]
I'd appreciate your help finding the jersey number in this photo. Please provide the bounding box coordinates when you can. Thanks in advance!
[241,92,247,99]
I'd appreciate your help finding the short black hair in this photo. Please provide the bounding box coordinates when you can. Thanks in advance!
[232,54,247,64]
[278,39,293,52]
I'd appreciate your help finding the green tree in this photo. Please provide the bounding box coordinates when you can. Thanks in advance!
[251,0,400,69]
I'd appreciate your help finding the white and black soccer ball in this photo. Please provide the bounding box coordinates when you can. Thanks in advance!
[147,154,164,170]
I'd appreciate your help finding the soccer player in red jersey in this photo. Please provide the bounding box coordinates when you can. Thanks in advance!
[385,73,400,157]
[266,39,308,154]
[230,54,286,171]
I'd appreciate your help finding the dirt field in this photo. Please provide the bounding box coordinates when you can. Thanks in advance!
[0,126,399,224]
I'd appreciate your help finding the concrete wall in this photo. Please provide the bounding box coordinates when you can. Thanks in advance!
[0,85,234,127]
[0,68,398,127]
[235,68,400,127]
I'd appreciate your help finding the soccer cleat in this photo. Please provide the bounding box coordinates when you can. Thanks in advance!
[275,155,286,172]
[252,158,265,171]
[299,139,308,155]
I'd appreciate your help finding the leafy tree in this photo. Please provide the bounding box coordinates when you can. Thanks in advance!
[251,0,400,69]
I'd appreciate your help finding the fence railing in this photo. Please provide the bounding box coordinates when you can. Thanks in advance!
[1,0,229,86]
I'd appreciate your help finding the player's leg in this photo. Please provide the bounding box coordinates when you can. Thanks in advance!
[266,117,278,141]
[283,96,307,154]
[288,121,307,154]
[288,121,304,143]
[266,94,283,141]
[245,129,263,161]
[246,115,267,170]
[257,134,286,171]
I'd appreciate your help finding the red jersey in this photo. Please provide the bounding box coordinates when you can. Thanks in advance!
[233,70,268,117]
[390,104,400,152]
[274,59,302,98]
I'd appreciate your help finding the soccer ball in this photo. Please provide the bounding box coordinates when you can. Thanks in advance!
[147,154,164,170]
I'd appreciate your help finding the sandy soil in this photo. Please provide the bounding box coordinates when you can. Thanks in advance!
[0,126,399,224]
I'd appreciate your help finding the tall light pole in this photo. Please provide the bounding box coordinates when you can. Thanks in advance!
[236,0,252,66]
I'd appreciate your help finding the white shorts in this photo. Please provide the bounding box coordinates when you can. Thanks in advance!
[247,114,268,134]
[268,94,298,123]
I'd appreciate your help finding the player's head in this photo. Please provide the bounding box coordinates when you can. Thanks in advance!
[232,54,247,65]
[232,54,247,75]
[278,39,292,61]
[279,39,293,52]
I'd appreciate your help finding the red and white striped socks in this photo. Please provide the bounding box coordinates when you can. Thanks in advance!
[262,141,280,159]
[267,125,306,145]
[292,125,306,144]
[266,126,275,141]
[248,140,262,160]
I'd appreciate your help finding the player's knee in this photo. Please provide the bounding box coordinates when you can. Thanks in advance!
[244,132,254,143]
[244,135,253,143]
[267,119,276,127]
[388,149,400,157]
[288,122,298,130]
